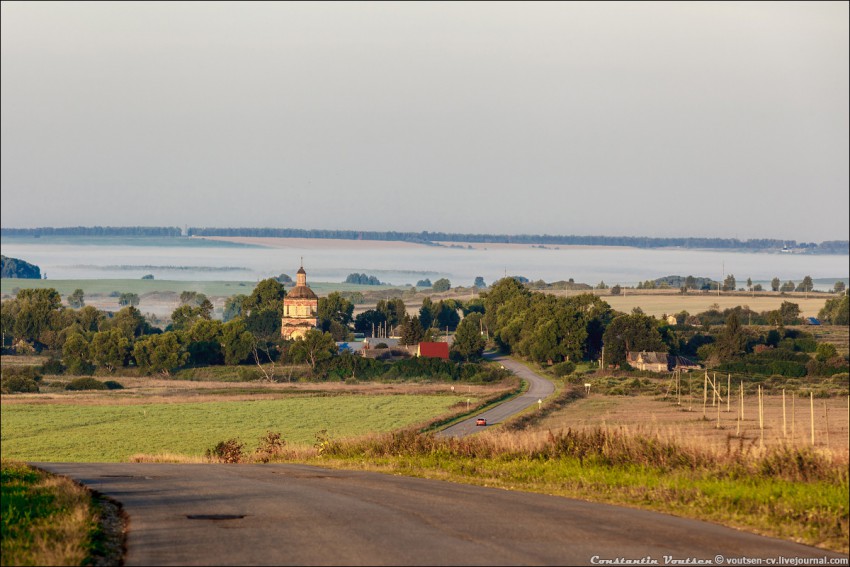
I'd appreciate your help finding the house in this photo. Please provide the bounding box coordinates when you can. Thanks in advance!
[805,317,821,326]
[417,342,450,360]
[626,351,669,372]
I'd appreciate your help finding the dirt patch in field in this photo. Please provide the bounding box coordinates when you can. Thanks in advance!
[535,393,849,456]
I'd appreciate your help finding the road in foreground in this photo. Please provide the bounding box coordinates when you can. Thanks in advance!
[33,462,847,566]
[439,353,555,437]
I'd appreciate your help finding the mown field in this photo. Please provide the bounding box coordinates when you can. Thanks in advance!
[0,395,468,462]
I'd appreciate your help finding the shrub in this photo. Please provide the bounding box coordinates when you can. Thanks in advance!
[552,361,576,377]
[206,438,244,463]
[103,380,124,390]
[65,377,107,391]
[236,367,261,382]
[40,358,65,375]
[254,431,286,463]
[1,374,39,393]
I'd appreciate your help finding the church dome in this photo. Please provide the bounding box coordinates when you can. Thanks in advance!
[286,285,317,300]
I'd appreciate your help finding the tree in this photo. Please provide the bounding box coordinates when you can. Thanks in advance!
[834,281,846,294]
[432,278,451,292]
[452,313,485,361]
[133,332,187,376]
[169,302,212,332]
[243,278,286,317]
[354,309,386,336]
[118,292,140,307]
[63,333,93,375]
[13,288,62,344]
[108,306,151,340]
[771,277,781,292]
[223,294,247,322]
[780,280,795,293]
[220,319,255,365]
[795,276,814,293]
[601,313,667,367]
[473,277,486,288]
[818,296,849,325]
[713,313,747,361]
[419,297,435,329]
[399,314,425,345]
[186,319,224,365]
[722,274,736,292]
[90,329,131,372]
[68,289,85,309]
[777,301,801,325]
[416,279,432,288]
[746,277,752,290]
[288,330,336,371]
[610,285,622,296]
[317,292,354,331]
[376,298,406,328]
[684,275,697,290]
[432,300,460,332]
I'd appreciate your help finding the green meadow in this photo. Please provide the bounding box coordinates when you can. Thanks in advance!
[0,395,464,462]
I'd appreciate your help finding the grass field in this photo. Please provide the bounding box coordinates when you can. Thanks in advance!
[0,395,468,462]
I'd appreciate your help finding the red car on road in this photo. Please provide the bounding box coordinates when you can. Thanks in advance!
[476,418,487,426]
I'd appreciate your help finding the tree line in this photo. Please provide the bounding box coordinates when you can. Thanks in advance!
[2,277,847,388]
[7,226,845,254]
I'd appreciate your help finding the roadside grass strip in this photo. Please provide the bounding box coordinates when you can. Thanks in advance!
[303,429,849,554]
[1,460,97,566]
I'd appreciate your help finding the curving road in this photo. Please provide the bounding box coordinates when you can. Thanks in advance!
[33,462,847,566]
[439,353,555,437]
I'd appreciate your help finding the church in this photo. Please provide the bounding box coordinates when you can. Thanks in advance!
[280,266,318,340]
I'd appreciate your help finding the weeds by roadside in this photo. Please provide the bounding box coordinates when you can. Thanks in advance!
[0,460,122,566]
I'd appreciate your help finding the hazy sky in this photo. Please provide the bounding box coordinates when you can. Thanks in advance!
[2,1,848,241]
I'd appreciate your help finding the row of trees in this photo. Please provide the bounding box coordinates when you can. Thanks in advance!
[478,277,848,375]
[183,227,849,253]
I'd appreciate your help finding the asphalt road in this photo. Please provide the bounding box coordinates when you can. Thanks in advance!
[439,353,556,437]
[32,462,847,566]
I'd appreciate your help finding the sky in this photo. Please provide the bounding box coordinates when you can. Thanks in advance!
[1,1,848,242]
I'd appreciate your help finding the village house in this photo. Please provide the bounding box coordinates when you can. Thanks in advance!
[626,351,670,372]
[626,351,701,372]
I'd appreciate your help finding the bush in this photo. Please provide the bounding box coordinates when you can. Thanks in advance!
[40,358,65,375]
[65,377,107,391]
[1,374,39,393]
[103,380,124,390]
[552,361,576,377]
[236,367,261,382]
[254,431,286,463]
[206,438,244,463]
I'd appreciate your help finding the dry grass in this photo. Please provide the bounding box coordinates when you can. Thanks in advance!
[532,393,850,458]
[552,288,834,318]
